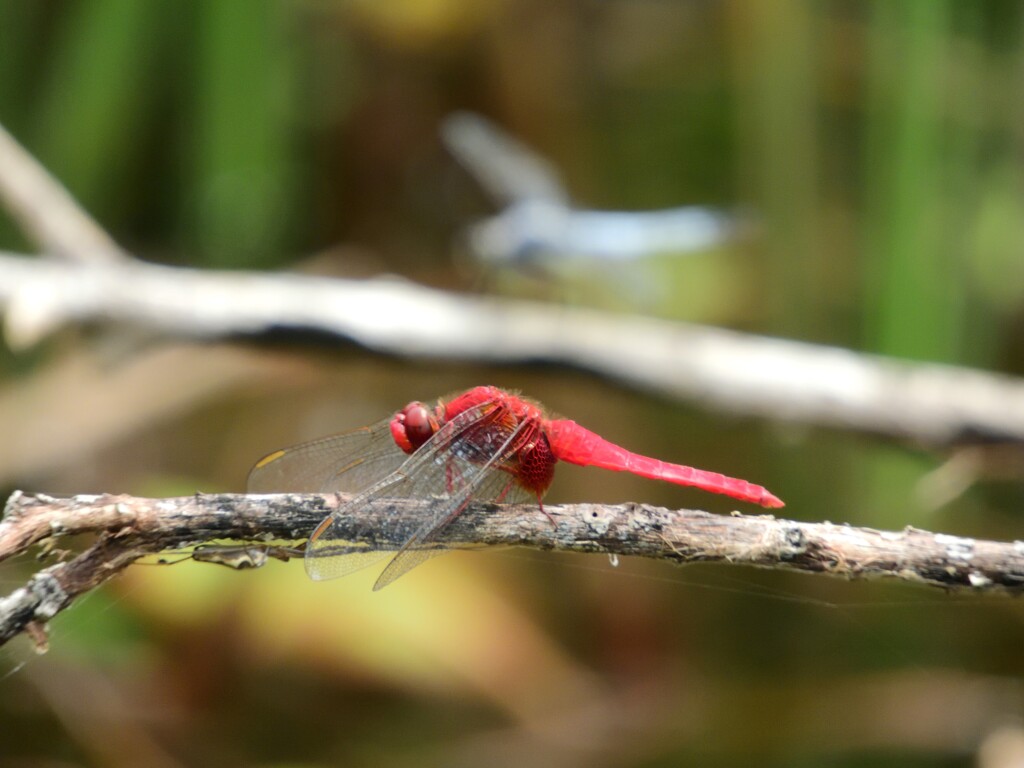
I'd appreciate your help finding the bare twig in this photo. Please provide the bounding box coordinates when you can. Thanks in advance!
[0,124,126,264]
[0,250,1023,445]
[2,490,1023,649]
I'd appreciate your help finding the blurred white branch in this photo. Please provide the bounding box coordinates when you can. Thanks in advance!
[1,248,1023,445]
[1,119,1023,456]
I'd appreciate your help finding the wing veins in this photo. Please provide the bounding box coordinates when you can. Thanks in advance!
[304,400,538,586]
[371,407,537,589]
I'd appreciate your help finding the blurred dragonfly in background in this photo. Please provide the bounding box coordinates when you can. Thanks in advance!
[441,112,740,274]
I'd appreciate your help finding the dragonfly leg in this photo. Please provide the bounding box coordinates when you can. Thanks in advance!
[494,479,557,530]
[495,479,514,503]
[537,498,557,529]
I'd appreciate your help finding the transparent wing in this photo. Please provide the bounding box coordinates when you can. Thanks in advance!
[305,401,540,588]
[247,417,406,496]
[441,112,569,206]
[370,461,534,591]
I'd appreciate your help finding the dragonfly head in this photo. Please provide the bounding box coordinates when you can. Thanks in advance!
[390,401,440,454]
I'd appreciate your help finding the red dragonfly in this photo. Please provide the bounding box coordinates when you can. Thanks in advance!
[248,386,783,590]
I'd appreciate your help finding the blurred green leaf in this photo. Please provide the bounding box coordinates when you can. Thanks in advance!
[187,0,295,268]
[33,0,166,231]
[863,0,958,362]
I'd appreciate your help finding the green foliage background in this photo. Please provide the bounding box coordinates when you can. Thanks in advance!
[1,1,1023,766]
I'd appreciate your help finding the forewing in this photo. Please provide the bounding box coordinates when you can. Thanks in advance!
[247,418,405,495]
[370,460,535,590]
[441,112,569,206]
[301,467,420,582]
[305,402,537,586]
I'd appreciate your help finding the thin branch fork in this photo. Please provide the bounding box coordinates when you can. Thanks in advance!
[0,123,125,263]
[2,491,1023,650]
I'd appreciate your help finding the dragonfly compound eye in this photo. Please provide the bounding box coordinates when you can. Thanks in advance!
[391,402,437,453]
